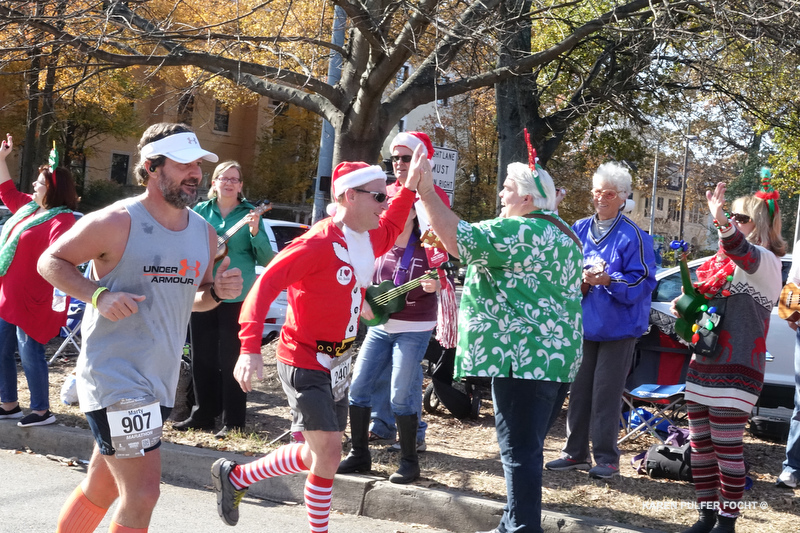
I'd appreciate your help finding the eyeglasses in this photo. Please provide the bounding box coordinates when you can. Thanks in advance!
[216,177,241,184]
[729,212,751,224]
[591,189,620,201]
[353,188,388,203]
[391,155,413,164]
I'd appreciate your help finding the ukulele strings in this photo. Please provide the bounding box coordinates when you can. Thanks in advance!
[371,272,437,305]
[217,203,267,247]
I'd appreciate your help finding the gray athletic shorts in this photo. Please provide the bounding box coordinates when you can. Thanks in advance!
[277,360,348,433]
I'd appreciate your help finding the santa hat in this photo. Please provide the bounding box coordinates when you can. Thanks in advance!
[390,131,434,160]
[332,161,386,198]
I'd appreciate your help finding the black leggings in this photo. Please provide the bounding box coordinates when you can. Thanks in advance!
[188,301,246,427]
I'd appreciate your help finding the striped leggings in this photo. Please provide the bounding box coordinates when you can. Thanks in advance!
[687,401,750,517]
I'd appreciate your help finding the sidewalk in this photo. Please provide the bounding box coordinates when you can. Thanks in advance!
[0,421,662,533]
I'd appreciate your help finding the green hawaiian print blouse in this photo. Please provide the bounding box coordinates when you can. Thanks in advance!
[454,213,583,382]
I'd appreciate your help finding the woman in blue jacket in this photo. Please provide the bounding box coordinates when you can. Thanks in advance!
[546,161,656,479]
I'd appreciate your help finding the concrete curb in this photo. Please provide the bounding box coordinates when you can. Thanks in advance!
[0,421,662,533]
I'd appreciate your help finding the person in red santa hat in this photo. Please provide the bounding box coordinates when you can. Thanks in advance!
[387,131,450,229]
[337,131,456,483]
[210,148,429,532]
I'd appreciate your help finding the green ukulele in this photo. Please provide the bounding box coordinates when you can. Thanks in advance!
[361,266,448,327]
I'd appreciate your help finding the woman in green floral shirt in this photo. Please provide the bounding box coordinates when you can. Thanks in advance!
[410,161,582,533]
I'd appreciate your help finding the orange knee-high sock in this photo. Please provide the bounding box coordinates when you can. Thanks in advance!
[57,484,108,533]
[108,522,147,532]
[304,473,333,533]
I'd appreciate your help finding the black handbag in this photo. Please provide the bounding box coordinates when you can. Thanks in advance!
[690,298,726,357]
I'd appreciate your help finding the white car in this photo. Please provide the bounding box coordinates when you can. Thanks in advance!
[0,206,82,231]
[650,254,795,409]
[256,218,310,343]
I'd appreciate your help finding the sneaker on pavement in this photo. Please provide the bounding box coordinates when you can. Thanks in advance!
[0,405,23,419]
[390,441,427,452]
[545,457,590,471]
[776,470,798,489]
[211,458,248,526]
[588,463,619,479]
[17,410,56,427]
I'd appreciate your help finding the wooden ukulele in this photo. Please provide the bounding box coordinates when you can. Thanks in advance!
[778,282,800,322]
[362,263,453,327]
[214,201,272,263]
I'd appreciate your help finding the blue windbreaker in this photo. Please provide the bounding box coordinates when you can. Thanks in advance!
[572,213,656,342]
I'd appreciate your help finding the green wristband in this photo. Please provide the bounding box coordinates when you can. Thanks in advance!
[92,286,109,308]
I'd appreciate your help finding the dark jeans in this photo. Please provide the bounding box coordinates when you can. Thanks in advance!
[492,377,564,533]
[188,302,246,427]
[781,328,800,478]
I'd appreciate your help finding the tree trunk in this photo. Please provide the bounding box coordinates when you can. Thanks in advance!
[332,106,393,165]
[494,0,535,214]
[36,56,58,169]
[20,52,41,193]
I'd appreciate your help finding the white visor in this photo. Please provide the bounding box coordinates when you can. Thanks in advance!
[140,132,219,164]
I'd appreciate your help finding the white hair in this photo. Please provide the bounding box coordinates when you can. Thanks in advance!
[592,162,631,196]
[506,162,557,211]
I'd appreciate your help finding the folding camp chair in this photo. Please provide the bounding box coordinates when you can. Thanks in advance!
[48,295,85,365]
[617,327,690,445]
[618,383,686,445]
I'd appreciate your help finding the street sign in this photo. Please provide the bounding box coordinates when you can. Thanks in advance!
[431,146,458,204]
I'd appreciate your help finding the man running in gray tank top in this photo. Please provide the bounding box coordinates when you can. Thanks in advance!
[38,123,244,533]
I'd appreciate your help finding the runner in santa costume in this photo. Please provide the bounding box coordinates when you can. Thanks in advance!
[340,131,457,482]
[211,149,428,532]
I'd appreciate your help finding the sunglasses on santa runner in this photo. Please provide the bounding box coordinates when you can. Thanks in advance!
[353,188,388,203]
[391,155,413,164]
[729,212,751,224]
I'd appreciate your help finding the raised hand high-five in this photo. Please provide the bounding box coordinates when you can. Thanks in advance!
[706,182,728,224]
[404,143,433,195]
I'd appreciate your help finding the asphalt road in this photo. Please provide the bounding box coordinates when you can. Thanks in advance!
[0,449,450,533]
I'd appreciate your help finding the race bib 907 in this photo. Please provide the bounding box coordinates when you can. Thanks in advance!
[106,397,163,459]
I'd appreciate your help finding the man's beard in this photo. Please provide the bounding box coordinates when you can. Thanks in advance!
[158,171,198,209]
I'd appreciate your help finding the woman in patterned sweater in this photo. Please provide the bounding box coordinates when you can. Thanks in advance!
[676,181,785,533]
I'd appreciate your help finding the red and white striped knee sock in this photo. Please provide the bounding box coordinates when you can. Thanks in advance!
[229,442,308,489]
[304,473,334,533]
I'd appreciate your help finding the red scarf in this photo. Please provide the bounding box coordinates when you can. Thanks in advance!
[694,248,735,297]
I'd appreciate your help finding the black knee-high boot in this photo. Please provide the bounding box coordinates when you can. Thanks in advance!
[680,509,716,533]
[389,414,420,484]
[709,514,736,533]
[337,405,371,473]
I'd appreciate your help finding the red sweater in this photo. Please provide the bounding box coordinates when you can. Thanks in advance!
[0,181,75,344]
[239,186,416,372]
